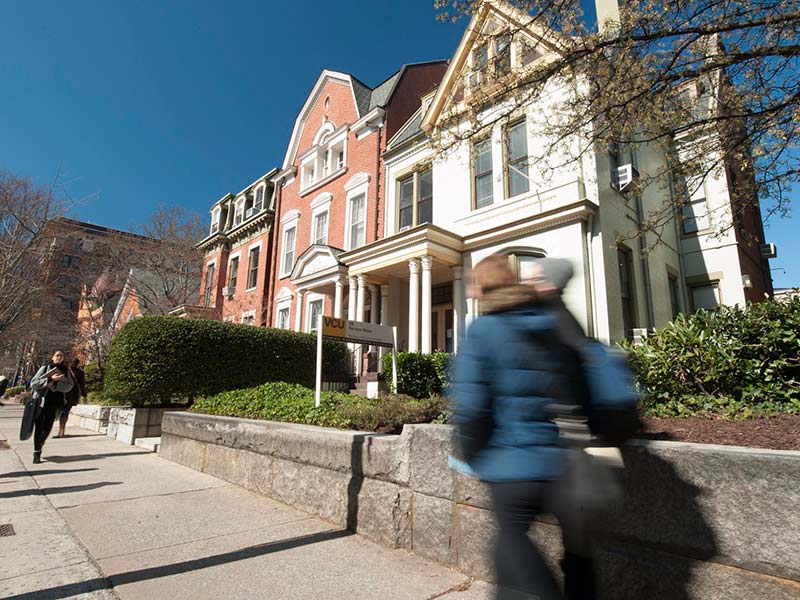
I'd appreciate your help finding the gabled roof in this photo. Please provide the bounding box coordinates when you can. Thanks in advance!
[421,0,565,132]
[282,62,447,170]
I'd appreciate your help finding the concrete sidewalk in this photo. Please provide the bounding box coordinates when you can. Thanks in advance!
[0,405,494,600]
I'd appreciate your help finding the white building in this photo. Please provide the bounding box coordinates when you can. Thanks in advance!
[339,0,773,351]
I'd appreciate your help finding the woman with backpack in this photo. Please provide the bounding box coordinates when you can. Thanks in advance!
[451,254,639,600]
[28,350,73,463]
[56,358,87,438]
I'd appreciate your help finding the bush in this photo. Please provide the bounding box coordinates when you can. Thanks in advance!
[85,391,122,406]
[380,351,453,399]
[623,297,800,418]
[104,316,350,407]
[191,382,448,433]
[83,363,104,393]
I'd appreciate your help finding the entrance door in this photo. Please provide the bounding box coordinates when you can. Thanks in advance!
[431,304,454,352]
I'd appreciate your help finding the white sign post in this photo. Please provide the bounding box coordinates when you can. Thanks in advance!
[315,316,398,407]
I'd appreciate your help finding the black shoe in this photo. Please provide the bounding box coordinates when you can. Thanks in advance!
[32,451,41,464]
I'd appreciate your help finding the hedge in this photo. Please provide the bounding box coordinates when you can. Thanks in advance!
[623,297,800,417]
[104,316,350,407]
[191,381,447,433]
[83,363,104,393]
[380,351,453,399]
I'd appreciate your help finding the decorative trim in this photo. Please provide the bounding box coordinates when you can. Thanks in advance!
[281,209,301,225]
[344,172,371,191]
[310,192,333,210]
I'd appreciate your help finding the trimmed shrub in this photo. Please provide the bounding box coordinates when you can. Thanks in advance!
[191,381,448,433]
[623,297,800,418]
[380,351,453,399]
[104,316,350,407]
[85,391,122,406]
[83,363,104,393]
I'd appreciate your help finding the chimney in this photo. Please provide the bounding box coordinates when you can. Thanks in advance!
[596,0,621,37]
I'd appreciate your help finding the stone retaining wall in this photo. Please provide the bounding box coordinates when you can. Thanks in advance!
[108,407,187,444]
[68,404,119,433]
[160,413,800,599]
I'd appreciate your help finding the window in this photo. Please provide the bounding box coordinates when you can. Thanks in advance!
[228,257,239,292]
[348,193,366,250]
[617,247,636,338]
[470,43,488,88]
[247,247,260,290]
[494,33,511,76]
[313,210,329,245]
[62,255,72,267]
[682,179,709,234]
[668,274,680,319]
[61,297,74,310]
[234,200,244,226]
[281,226,296,276]
[254,187,264,211]
[474,138,494,209]
[307,299,323,333]
[505,120,529,197]
[210,209,220,234]
[242,311,255,326]
[277,307,290,330]
[398,168,433,229]
[690,282,720,311]
[57,275,67,288]
[203,264,215,307]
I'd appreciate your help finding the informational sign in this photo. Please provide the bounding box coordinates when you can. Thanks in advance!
[320,317,394,347]
[315,316,398,406]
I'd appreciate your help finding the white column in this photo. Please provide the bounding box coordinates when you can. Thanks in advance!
[294,290,304,332]
[356,275,367,322]
[420,256,433,354]
[379,284,390,368]
[369,286,380,324]
[334,277,344,319]
[452,266,464,354]
[408,258,420,352]
[347,276,357,321]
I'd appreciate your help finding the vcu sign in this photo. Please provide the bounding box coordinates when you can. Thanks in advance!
[321,316,347,338]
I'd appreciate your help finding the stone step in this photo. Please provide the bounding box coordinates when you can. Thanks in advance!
[134,437,161,453]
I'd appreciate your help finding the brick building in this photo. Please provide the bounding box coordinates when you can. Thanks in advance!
[266,63,447,337]
[196,169,278,325]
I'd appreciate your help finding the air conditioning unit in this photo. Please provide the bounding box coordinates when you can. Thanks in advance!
[399,225,411,232]
[613,164,639,192]
[222,286,235,297]
[760,243,777,259]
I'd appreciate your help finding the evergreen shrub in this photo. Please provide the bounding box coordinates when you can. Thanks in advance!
[104,316,349,407]
[380,351,453,399]
[623,297,800,417]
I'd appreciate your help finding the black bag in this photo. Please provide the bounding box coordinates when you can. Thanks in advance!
[19,396,41,441]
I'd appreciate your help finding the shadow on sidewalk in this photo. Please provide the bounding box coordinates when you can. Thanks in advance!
[1,468,99,478]
[0,481,122,499]
[44,451,152,463]
[3,528,354,600]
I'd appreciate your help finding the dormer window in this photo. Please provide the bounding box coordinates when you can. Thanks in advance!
[495,33,511,76]
[234,198,245,226]
[254,186,265,211]
[210,208,221,234]
[300,124,347,194]
[467,28,533,95]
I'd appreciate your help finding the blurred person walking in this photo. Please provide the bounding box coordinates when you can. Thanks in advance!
[451,254,638,600]
[26,350,73,463]
[56,357,87,438]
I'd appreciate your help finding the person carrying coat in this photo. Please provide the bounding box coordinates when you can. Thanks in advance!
[452,254,635,600]
[57,358,87,438]
[29,350,73,464]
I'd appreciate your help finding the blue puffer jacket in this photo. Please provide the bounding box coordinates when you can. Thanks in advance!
[452,286,587,483]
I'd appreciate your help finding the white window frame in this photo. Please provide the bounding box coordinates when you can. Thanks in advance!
[203,258,217,306]
[254,185,266,211]
[245,241,263,292]
[279,211,300,279]
[233,197,245,226]
[305,293,325,333]
[682,178,710,235]
[241,309,256,326]
[227,250,242,294]
[210,207,221,234]
[344,174,370,251]
[276,305,291,330]
[310,192,332,246]
[223,315,236,323]
[299,125,348,195]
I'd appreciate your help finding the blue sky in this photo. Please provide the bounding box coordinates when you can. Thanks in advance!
[1,0,796,287]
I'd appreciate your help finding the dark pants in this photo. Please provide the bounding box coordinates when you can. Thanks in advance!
[489,481,596,600]
[33,398,61,452]
[59,402,76,426]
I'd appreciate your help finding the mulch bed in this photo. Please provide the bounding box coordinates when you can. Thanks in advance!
[637,415,800,451]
